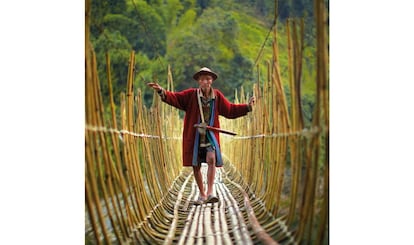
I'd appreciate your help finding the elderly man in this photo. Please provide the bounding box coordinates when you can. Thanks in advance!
[147,67,255,204]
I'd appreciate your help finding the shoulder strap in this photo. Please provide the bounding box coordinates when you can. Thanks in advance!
[197,89,206,124]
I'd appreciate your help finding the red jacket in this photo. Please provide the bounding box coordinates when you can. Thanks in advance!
[162,88,250,167]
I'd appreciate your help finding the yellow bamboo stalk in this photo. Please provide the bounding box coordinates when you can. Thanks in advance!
[124,111,145,228]
[126,103,146,220]
[306,137,320,244]
[294,19,305,128]
[258,74,268,197]
[105,52,129,237]
[86,42,113,243]
[315,136,329,245]
[91,54,123,241]
[315,0,329,243]
[117,94,140,234]
[287,19,297,131]
[85,133,111,243]
[286,18,307,227]
[85,185,101,244]
[136,105,160,207]
[154,98,169,191]
[119,92,141,226]
[286,20,299,224]
[127,52,155,223]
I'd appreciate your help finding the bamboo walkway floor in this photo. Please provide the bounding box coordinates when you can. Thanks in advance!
[174,165,255,245]
[86,163,297,244]
[133,163,296,245]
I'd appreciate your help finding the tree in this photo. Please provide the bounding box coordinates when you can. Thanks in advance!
[162,0,184,29]
[167,32,218,91]
[92,30,132,106]
[124,1,166,58]
[197,0,211,10]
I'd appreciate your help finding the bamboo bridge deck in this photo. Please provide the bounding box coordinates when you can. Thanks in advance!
[86,163,296,244]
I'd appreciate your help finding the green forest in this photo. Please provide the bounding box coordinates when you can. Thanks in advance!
[89,0,325,127]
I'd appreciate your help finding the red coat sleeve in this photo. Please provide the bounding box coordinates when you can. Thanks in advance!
[215,89,250,118]
[162,88,195,111]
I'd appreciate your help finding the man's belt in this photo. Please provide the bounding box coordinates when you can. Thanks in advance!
[199,143,212,148]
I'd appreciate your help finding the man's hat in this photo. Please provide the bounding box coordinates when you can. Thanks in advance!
[193,67,218,81]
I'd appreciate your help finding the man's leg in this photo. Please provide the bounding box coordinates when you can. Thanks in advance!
[206,150,216,197]
[193,165,206,200]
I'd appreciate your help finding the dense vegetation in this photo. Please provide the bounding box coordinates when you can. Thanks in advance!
[89,0,321,126]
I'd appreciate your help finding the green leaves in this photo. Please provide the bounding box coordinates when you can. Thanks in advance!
[89,0,318,106]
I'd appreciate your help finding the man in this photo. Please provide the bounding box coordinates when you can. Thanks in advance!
[147,67,255,204]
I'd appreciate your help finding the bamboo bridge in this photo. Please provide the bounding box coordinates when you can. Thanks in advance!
[85,1,328,244]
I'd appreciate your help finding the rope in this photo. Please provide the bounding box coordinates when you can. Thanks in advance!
[254,18,277,67]
[85,124,181,140]
[86,124,320,141]
[222,127,320,140]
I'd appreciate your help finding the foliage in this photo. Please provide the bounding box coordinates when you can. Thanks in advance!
[92,29,132,106]
[165,7,254,96]
[88,0,321,107]
[124,0,167,58]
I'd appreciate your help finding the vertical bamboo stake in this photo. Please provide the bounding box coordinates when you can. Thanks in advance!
[92,50,123,242]
[286,19,300,223]
[85,171,102,244]
[287,19,297,131]
[316,148,329,245]
[85,90,111,244]
[119,92,141,226]
[125,51,150,221]
[105,52,129,238]
[315,0,329,243]
[85,33,114,243]
[287,18,307,227]
[154,97,169,190]
[295,19,305,128]
[118,92,140,234]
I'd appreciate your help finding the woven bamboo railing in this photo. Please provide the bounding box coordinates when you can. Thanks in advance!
[85,0,328,243]
[220,15,329,244]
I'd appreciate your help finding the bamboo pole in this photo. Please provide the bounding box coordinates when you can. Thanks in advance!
[85,137,104,245]
[92,52,123,242]
[105,52,130,237]
[85,35,112,243]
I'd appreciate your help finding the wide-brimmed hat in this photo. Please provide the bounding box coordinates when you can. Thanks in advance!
[193,67,218,81]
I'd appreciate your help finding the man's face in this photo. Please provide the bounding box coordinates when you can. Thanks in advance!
[198,74,213,91]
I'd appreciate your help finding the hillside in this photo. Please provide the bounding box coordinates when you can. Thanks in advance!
[89,0,318,121]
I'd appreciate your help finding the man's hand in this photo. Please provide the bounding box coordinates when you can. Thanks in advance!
[248,96,256,107]
[147,82,162,92]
